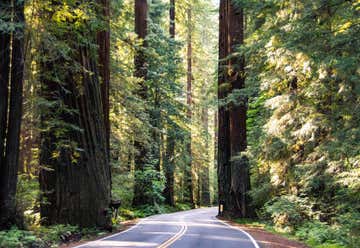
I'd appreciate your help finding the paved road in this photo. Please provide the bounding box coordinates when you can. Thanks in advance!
[76,207,259,248]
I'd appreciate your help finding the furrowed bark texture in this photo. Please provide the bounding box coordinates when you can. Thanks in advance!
[133,0,151,206]
[97,0,111,154]
[217,0,252,218]
[217,0,231,216]
[0,0,25,229]
[39,2,111,229]
[228,2,252,218]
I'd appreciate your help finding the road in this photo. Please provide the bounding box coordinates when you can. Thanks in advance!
[76,207,260,248]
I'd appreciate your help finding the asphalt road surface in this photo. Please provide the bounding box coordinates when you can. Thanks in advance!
[76,207,260,248]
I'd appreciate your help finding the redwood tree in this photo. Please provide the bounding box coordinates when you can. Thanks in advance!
[0,0,25,229]
[163,0,176,206]
[217,0,252,217]
[185,6,194,207]
[39,0,111,228]
[132,0,150,206]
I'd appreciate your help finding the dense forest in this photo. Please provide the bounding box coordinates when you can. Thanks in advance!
[0,0,359,247]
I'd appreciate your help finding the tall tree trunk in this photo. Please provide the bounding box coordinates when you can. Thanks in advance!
[97,0,111,154]
[185,7,194,207]
[217,0,231,216]
[213,111,218,205]
[217,0,252,218]
[0,0,11,170]
[201,106,211,206]
[164,129,175,206]
[132,0,150,206]
[39,2,111,229]
[163,0,176,206]
[228,1,252,218]
[0,0,25,228]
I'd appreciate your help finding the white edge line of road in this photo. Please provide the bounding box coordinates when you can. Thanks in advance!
[73,217,148,248]
[215,217,260,248]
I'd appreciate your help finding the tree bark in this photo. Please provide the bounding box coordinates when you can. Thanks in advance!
[217,0,252,218]
[163,129,175,206]
[96,0,111,154]
[228,1,252,218]
[132,0,151,206]
[217,0,231,217]
[185,7,194,207]
[39,2,111,229]
[0,0,25,229]
[201,106,211,206]
[163,0,176,206]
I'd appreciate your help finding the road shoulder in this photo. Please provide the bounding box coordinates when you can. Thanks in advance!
[218,218,309,248]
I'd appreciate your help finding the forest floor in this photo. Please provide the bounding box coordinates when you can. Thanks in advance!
[220,218,309,248]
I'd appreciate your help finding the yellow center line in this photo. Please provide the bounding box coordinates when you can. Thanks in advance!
[157,222,187,248]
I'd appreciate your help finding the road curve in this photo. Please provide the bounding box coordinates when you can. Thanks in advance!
[75,207,259,248]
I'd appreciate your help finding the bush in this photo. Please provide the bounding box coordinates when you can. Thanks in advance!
[0,228,45,248]
[295,221,343,247]
[35,224,81,245]
[263,195,311,232]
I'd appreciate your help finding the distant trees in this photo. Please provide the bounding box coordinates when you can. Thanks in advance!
[0,0,25,229]
[217,0,252,217]
[38,0,111,228]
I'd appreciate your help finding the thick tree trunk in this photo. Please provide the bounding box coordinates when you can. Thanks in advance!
[96,0,111,154]
[0,0,11,168]
[39,46,111,229]
[132,0,150,206]
[39,3,111,229]
[217,0,252,218]
[0,0,25,228]
[228,1,252,218]
[217,0,231,217]
[185,7,194,207]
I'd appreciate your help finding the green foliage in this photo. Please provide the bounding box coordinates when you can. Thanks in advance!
[35,224,79,244]
[263,195,311,232]
[16,175,41,227]
[0,225,99,248]
[243,0,360,246]
[0,228,44,248]
[295,221,345,248]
